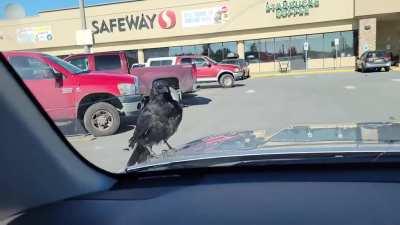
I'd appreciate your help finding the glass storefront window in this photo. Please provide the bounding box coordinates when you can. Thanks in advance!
[168,43,233,60]
[209,43,224,62]
[144,47,169,62]
[169,46,182,56]
[259,39,275,62]
[182,45,202,55]
[290,35,306,57]
[125,50,138,67]
[306,34,324,59]
[241,30,355,71]
[323,32,340,58]
[222,42,238,59]
[200,44,209,56]
[275,37,290,60]
[340,31,355,57]
[142,31,355,68]
[290,35,306,70]
[245,40,260,63]
[182,45,194,55]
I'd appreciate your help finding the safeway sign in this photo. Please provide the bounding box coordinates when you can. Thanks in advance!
[91,9,177,35]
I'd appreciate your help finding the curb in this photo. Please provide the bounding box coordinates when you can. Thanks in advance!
[251,69,355,79]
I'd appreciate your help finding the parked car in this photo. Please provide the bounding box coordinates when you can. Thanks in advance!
[64,51,197,96]
[145,57,177,67]
[4,51,142,137]
[221,58,250,79]
[355,51,391,73]
[146,55,243,88]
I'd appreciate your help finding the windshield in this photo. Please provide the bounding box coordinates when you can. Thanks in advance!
[204,56,218,64]
[3,0,400,173]
[45,54,84,74]
[369,51,386,58]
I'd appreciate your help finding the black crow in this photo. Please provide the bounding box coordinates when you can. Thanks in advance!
[126,80,183,166]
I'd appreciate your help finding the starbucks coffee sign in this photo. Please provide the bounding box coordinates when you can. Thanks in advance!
[266,0,319,19]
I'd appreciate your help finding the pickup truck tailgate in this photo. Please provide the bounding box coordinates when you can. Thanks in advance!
[131,64,196,96]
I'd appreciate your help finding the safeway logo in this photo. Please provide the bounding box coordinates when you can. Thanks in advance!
[158,9,176,29]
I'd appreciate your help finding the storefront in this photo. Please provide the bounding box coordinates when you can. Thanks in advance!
[0,0,399,72]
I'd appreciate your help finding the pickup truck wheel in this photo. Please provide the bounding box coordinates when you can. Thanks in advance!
[83,102,121,137]
[219,74,234,88]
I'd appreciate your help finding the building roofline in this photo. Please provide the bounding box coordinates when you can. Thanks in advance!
[38,0,142,14]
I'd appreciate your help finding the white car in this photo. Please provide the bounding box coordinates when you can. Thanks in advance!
[145,57,177,67]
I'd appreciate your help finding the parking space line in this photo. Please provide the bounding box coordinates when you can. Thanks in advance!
[245,89,255,94]
[344,85,356,90]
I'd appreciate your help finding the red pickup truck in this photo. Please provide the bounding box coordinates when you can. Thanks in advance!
[4,51,142,137]
[64,51,197,96]
[146,55,243,88]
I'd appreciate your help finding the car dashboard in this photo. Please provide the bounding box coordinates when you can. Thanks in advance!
[7,164,400,225]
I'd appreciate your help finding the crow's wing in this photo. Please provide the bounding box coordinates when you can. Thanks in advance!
[128,107,154,148]
[129,96,183,148]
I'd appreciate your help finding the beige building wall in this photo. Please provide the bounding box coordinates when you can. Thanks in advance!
[0,0,399,70]
[355,0,400,16]
[248,56,355,73]
[137,49,145,64]
[237,41,244,59]
[308,59,324,69]
[0,0,355,55]
[259,62,276,72]
[248,64,260,74]
[341,56,356,67]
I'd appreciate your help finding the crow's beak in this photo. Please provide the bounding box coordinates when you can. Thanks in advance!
[169,87,180,102]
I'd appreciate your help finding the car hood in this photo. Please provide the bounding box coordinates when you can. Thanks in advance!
[126,122,400,171]
[164,122,400,157]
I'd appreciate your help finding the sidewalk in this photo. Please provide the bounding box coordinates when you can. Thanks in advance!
[251,66,400,79]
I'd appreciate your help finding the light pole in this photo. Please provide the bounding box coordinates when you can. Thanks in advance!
[79,0,91,53]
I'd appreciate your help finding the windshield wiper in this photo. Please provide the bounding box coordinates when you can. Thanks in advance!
[126,150,400,173]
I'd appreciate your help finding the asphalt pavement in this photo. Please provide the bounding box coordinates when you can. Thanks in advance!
[66,70,400,172]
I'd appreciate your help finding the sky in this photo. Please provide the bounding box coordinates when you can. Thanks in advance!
[0,0,126,18]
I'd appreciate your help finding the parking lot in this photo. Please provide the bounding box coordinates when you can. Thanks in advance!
[66,70,400,172]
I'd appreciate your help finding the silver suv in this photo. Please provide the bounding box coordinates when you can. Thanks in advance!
[356,51,391,73]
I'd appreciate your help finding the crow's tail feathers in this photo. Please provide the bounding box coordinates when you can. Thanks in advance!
[128,135,136,149]
[126,143,151,167]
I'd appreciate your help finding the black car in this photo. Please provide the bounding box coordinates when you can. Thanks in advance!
[221,58,250,79]
[355,50,391,72]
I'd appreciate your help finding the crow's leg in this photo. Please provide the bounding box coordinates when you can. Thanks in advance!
[164,139,177,152]
[147,146,157,157]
